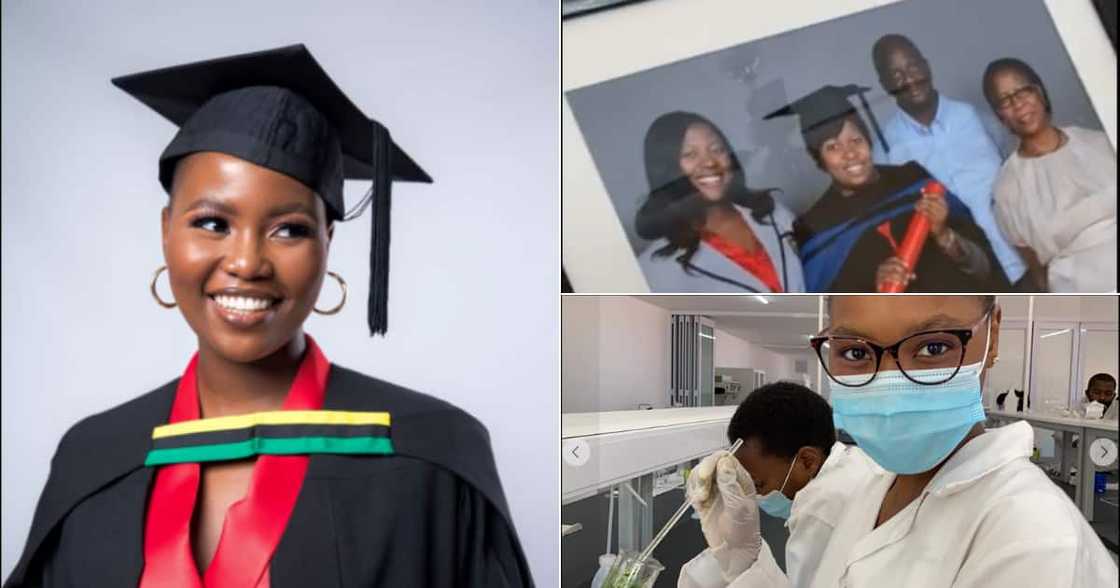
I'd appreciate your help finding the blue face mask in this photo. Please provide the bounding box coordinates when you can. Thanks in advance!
[757,456,796,519]
[830,322,990,475]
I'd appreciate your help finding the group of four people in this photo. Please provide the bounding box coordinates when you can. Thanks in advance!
[636,34,1117,294]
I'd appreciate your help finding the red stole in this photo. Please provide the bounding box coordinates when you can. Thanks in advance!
[140,337,329,587]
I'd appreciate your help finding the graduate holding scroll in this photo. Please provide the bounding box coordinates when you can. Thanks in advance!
[769,85,1007,293]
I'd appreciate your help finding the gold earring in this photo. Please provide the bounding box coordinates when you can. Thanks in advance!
[150,265,177,308]
[314,271,347,315]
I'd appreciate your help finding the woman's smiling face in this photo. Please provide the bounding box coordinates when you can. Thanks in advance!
[989,68,1050,138]
[819,118,875,191]
[161,151,332,363]
[678,122,733,202]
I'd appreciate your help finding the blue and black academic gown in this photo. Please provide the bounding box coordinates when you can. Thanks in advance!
[793,162,1010,292]
[3,365,533,587]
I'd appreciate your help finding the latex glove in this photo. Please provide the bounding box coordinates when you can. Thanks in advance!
[686,450,728,515]
[687,451,762,581]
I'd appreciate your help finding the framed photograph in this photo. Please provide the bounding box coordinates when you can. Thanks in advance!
[561,0,652,19]
[562,0,1118,293]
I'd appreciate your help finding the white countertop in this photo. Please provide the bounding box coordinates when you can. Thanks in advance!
[561,406,737,504]
[562,406,737,439]
[986,408,1119,432]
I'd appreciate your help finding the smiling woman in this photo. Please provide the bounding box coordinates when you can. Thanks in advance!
[633,111,805,293]
[982,57,1118,293]
[4,45,532,587]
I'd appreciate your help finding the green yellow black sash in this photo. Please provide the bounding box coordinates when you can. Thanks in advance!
[144,410,394,466]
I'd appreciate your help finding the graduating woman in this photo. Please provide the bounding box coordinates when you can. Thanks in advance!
[769,85,1008,293]
[635,112,805,293]
[983,58,1117,292]
[5,45,532,587]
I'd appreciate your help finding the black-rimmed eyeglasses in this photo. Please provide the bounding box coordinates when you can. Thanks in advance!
[810,311,990,387]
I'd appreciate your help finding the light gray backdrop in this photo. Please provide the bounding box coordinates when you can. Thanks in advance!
[566,0,1108,255]
[0,0,557,582]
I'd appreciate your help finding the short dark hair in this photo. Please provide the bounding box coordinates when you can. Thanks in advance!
[982,57,1052,115]
[727,381,835,459]
[871,33,924,77]
[804,112,873,170]
[1088,373,1117,389]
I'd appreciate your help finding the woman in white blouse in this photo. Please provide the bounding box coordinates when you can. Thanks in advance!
[982,58,1116,292]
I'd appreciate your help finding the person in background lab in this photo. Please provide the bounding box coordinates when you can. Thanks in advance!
[679,382,879,587]
[1082,373,1117,418]
[676,295,1117,587]
[983,57,1118,293]
[869,34,1025,290]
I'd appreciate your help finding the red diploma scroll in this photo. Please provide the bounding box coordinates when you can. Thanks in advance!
[879,180,945,293]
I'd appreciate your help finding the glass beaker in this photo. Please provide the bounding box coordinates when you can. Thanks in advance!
[600,551,665,588]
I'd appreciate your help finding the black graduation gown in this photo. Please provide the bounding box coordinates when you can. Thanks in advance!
[794,162,1010,292]
[4,365,534,587]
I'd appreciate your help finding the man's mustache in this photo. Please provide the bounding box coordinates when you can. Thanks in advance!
[891,77,930,96]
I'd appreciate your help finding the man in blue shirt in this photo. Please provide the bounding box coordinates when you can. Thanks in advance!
[869,34,1025,288]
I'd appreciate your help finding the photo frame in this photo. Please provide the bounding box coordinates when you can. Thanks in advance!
[561,0,653,19]
[562,0,1118,293]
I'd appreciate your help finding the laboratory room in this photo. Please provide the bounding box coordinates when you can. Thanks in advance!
[560,294,1120,587]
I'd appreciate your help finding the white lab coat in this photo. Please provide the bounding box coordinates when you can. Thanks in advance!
[683,422,1119,587]
[638,203,805,293]
[679,442,881,587]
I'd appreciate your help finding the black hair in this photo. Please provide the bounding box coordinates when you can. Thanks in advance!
[635,111,777,266]
[1088,373,1117,389]
[726,381,835,459]
[803,112,873,170]
[871,34,925,77]
[982,57,1052,116]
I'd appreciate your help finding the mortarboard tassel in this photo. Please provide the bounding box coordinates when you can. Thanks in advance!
[368,121,393,336]
[853,88,890,154]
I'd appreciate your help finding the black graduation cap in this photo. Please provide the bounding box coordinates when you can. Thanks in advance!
[763,84,889,153]
[112,44,432,335]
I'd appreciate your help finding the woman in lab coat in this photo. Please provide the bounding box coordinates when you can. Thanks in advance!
[634,112,805,293]
[680,295,1118,587]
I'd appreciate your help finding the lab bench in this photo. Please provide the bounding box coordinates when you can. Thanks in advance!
[985,408,1119,547]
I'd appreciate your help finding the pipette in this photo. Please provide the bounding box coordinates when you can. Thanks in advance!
[622,438,744,583]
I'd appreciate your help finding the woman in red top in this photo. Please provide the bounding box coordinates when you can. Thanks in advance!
[635,112,804,293]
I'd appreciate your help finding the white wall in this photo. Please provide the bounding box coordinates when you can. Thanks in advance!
[561,296,671,413]
[561,296,601,413]
[985,327,1028,408]
[598,296,672,411]
[714,328,800,384]
[1,1,557,581]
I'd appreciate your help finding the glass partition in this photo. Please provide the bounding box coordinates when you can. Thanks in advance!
[1031,322,1077,415]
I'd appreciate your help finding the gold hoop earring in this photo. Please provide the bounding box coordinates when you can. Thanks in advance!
[150,265,177,308]
[314,271,347,315]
